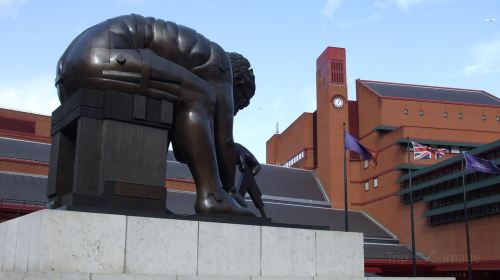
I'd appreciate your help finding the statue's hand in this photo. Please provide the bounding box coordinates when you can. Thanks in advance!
[251,164,261,176]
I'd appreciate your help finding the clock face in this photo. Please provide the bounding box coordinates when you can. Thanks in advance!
[332,96,345,109]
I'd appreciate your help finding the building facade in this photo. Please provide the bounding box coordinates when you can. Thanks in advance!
[0,106,435,278]
[266,47,500,279]
[1,46,499,279]
[0,109,50,222]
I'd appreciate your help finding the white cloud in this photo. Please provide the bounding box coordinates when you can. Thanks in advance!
[0,0,26,19]
[321,0,343,19]
[0,73,60,115]
[340,0,428,28]
[394,0,425,12]
[374,0,426,13]
[462,39,500,76]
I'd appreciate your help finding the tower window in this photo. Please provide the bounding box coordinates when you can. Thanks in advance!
[442,112,448,118]
[364,182,370,191]
[418,110,424,116]
[330,59,344,84]
[403,108,408,115]
[374,178,379,188]
[481,114,487,121]
[458,113,463,119]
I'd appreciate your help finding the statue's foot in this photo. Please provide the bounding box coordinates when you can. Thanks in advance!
[228,188,248,208]
[195,190,255,216]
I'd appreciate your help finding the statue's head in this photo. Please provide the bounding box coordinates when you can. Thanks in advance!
[228,52,255,115]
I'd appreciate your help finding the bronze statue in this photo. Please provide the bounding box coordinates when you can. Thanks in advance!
[55,14,256,216]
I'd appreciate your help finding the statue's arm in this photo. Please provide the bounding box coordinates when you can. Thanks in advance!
[234,143,261,175]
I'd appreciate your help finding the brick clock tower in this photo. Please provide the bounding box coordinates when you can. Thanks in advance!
[315,47,349,208]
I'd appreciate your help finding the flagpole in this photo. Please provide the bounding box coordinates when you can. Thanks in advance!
[407,137,417,277]
[461,153,473,280]
[343,122,349,232]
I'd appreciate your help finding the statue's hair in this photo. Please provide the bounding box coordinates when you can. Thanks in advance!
[227,52,256,99]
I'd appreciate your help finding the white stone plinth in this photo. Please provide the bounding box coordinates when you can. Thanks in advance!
[261,227,316,277]
[125,217,198,275]
[0,271,457,280]
[198,222,261,276]
[1,210,126,274]
[316,229,364,277]
[1,209,368,278]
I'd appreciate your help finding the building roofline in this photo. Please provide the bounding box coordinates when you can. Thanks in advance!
[0,106,52,117]
[273,111,315,137]
[312,170,330,203]
[373,96,500,108]
[360,211,398,240]
[259,162,315,172]
[358,79,492,94]
[357,79,500,108]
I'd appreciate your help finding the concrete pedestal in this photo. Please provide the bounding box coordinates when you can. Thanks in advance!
[0,210,453,280]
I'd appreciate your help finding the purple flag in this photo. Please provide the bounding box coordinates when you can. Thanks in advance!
[345,133,377,166]
[464,152,500,174]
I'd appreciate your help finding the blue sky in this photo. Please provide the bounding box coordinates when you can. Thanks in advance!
[0,0,498,161]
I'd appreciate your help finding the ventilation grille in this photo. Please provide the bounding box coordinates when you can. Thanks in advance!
[331,59,344,84]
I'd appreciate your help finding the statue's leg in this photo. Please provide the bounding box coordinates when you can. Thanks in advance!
[172,83,220,196]
[144,51,253,216]
[171,84,253,216]
[212,82,238,193]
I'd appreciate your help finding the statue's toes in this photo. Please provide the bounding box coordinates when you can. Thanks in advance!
[195,192,255,217]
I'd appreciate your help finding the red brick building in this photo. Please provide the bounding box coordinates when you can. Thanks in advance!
[1,46,499,279]
[266,47,500,279]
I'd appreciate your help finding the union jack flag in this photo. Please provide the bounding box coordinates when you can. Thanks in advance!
[411,141,446,160]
